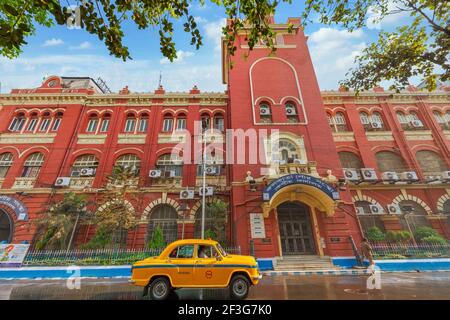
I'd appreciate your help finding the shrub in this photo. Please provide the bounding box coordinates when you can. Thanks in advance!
[365,227,386,242]
[414,227,440,242]
[386,230,412,243]
[80,226,113,249]
[421,235,448,245]
[147,225,166,249]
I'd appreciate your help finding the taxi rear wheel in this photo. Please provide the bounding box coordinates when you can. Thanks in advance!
[229,275,250,300]
[149,277,172,300]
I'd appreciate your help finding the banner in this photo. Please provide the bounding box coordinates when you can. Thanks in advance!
[0,195,28,221]
[0,244,30,268]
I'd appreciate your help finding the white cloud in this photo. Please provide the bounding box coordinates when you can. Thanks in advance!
[366,1,410,30]
[0,54,225,93]
[69,41,92,50]
[159,50,194,64]
[204,18,227,52]
[42,38,64,47]
[308,28,366,90]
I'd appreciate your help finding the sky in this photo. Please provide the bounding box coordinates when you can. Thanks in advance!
[0,0,413,94]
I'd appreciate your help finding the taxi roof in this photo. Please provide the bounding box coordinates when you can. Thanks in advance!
[168,239,219,246]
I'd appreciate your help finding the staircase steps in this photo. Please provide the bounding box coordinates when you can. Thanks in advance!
[274,255,340,271]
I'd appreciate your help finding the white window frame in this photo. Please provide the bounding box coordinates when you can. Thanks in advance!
[176,118,187,131]
[86,118,99,133]
[138,117,148,132]
[162,118,173,132]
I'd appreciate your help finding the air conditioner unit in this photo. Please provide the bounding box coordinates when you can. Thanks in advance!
[369,205,384,214]
[199,186,214,196]
[441,171,450,181]
[286,107,297,115]
[387,204,401,215]
[411,120,424,128]
[80,168,95,176]
[293,159,307,165]
[343,168,360,181]
[55,177,71,187]
[382,171,399,182]
[355,207,365,215]
[360,168,378,181]
[260,108,271,115]
[149,170,162,178]
[164,170,176,178]
[180,189,194,200]
[205,166,217,175]
[399,171,418,182]
[370,122,382,129]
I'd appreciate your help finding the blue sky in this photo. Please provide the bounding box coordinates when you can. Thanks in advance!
[0,0,413,93]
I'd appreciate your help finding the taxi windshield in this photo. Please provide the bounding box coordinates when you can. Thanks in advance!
[216,243,228,257]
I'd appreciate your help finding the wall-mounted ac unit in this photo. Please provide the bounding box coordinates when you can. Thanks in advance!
[355,207,365,215]
[410,120,424,128]
[55,177,71,187]
[260,108,271,115]
[343,168,360,181]
[370,122,382,129]
[399,171,418,182]
[387,204,401,215]
[360,168,378,181]
[180,190,194,199]
[80,168,95,176]
[205,166,217,175]
[369,205,384,214]
[149,170,162,178]
[286,107,297,115]
[199,186,214,196]
[382,171,399,182]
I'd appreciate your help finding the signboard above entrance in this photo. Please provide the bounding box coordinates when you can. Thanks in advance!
[0,196,29,221]
[262,174,340,202]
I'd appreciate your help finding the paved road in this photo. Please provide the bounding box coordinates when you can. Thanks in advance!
[1,272,450,300]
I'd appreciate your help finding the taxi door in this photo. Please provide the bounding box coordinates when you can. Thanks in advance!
[166,244,195,287]
[194,245,228,287]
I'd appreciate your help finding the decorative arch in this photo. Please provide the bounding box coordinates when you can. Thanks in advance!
[189,197,223,220]
[335,145,361,154]
[352,194,382,207]
[329,107,346,114]
[155,146,184,158]
[198,108,215,115]
[18,146,50,159]
[161,109,176,115]
[279,96,303,106]
[97,199,135,214]
[410,144,441,152]
[391,193,432,214]
[437,194,450,213]
[174,109,188,115]
[254,96,276,106]
[113,147,144,155]
[70,150,102,164]
[141,197,181,222]
[0,146,20,158]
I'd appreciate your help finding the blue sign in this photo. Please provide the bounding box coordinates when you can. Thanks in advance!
[262,174,340,201]
[0,196,28,221]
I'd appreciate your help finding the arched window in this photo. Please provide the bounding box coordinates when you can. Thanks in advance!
[99,113,111,133]
[0,153,13,178]
[444,199,450,215]
[371,112,385,129]
[398,200,431,234]
[147,205,178,244]
[338,152,363,169]
[355,201,385,235]
[8,112,26,132]
[124,113,137,133]
[39,112,51,132]
[115,154,141,176]
[275,139,302,163]
[51,111,63,131]
[25,112,39,132]
[156,154,183,176]
[176,113,187,131]
[416,150,447,176]
[86,114,99,133]
[162,114,173,132]
[285,102,299,123]
[201,113,211,132]
[408,111,419,122]
[138,113,149,132]
[0,209,13,243]
[21,152,44,178]
[259,103,272,123]
[213,114,224,131]
[359,112,370,125]
[375,151,407,173]
[334,112,349,131]
[71,154,98,177]
[396,111,409,129]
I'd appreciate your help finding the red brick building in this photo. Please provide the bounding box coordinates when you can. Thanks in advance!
[0,17,449,261]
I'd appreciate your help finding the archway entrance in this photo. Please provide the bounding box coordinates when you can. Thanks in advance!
[277,202,315,255]
[0,209,13,243]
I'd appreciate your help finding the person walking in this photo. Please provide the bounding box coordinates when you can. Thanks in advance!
[360,238,375,266]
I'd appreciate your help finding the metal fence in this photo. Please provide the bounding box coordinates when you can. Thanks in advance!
[370,242,450,259]
[22,246,242,266]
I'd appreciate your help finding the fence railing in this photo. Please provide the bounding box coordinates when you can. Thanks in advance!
[22,246,242,266]
[370,242,450,259]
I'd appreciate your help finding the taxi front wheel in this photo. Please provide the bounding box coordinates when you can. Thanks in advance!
[149,277,172,300]
[229,275,250,300]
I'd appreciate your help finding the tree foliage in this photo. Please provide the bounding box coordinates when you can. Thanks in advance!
[202,198,228,244]
[302,0,450,91]
[35,192,92,250]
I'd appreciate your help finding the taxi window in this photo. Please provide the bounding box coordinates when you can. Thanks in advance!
[197,245,219,259]
[169,245,194,259]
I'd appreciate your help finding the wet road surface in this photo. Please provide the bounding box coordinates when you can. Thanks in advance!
[1,272,450,300]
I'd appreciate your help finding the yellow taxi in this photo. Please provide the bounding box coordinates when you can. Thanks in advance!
[130,239,262,300]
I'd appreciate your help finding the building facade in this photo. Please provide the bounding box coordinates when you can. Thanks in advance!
[0,17,449,260]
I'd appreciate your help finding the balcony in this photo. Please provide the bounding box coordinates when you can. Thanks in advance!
[12,177,36,189]
[266,161,320,178]
[195,175,227,187]
[106,177,139,188]
[150,177,183,188]
[69,177,94,189]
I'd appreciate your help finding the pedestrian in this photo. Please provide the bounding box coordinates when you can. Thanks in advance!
[360,238,375,266]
